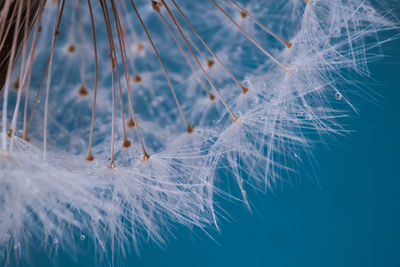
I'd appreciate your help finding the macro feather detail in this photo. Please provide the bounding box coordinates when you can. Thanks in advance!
[0,0,397,265]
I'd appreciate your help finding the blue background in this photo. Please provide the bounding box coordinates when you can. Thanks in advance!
[14,7,400,267]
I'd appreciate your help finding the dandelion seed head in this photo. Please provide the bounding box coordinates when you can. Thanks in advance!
[0,0,398,264]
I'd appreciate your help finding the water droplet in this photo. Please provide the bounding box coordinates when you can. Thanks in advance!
[252,96,259,104]
[53,238,59,245]
[80,234,86,241]
[335,92,342,100]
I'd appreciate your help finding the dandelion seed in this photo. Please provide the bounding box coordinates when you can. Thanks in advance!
[0,0,397,265]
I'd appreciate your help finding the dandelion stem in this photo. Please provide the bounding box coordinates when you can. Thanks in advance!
[227,0,292,48]
[86,0,98,162]
[78,0,86,90]
[130,0,194,134]
[170,0,249,94]
[161,0,237,122]
[9,0,32,144]
[154,3,215,100]
[44,0,66,161]
[22,0,46,141]
[24,0,65,141]
[1,0,23,154]
[105,0,150,160]
[209,0,290,72]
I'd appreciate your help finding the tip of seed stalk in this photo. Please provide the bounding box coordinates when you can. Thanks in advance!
[13,80,19,90]
[67,44,76,53]
[187,125,195,134]
[78,86,89,96]
[209,94,216,101]
[7,129,12,138]
[207,59,215,69]
[137,43,144,52]
[132,75,142,83]
[86,154,94,162]
[143,153,151,161]
[123,140,131,148]
[127,118,136,128]
[110,162,116,169]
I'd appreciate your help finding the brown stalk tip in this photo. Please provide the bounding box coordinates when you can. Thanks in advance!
[286,42,293,49]
[209,93,216,101]
[240,11,248,19]
[110,161,116,169]
[78,85,89,96]
[7,129,12,138]
[152,1,162,12]
[123,140,132,148]
[143,153,151,161]
[137,43,144,52]
[187,125,195,134]
[86,154,94,162]
[67,44,76,53]
[132,74,142,83]
[241,86,249,94]
[13,80,19,90]
[127,118,136,128]
[207,59,215,69]
[233,115,239,123]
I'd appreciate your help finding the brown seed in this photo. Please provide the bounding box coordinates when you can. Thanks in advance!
[132,75,142,83]
[187,125,194,134]
[123,140,131,148]
[207,59,215,69]
[110,161,116,169]
[67,44,76,53]
[13,80,19,90]
[240,11,248,19]
[78,86,89,97]
[143,153,151,161]
[137,43,144,52]
[86,154,94,162]
[127,118,136,128]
